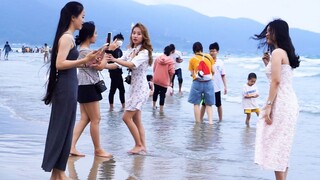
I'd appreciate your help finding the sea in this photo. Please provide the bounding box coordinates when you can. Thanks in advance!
[0,51,319,180]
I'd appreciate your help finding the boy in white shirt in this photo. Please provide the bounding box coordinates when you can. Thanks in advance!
[242,72,260,126]
[200,42,227,122]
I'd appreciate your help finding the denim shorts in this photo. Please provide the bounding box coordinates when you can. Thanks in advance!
[188,80,215,105]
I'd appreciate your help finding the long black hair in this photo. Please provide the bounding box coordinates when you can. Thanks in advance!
[253,19,300,68]
[43,1,84,105]
[75,21,95,46]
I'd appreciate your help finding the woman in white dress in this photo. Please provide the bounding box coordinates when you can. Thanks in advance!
[107,23,153,154]
[253,19,300,180]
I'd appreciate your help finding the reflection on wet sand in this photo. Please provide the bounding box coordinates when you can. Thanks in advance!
[100,157,116,179]
[67,156,115,180]
[67,156,82,179]
[126,156,145,180]
[184,123,220,179]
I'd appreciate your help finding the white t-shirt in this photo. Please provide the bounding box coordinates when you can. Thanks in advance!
[44,46,49,53]
[213,58,226,92]
[170,50,183,70]
[242,83,259,109]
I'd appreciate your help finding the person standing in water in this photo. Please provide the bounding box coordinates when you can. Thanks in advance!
[43,43,50,63]
[3,41,12,60]
[242,72,260,127]
[254,19,300,180]
[41,2,99,179]
[107,23,153,154]
[108,33,126,110]
[70,21,113,158]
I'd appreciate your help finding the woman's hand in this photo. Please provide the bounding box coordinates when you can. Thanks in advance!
[108,39,119,51]
[84,50,101,67]
[106,53,117,63]
[262,52,270,66]
[264,105,272,125]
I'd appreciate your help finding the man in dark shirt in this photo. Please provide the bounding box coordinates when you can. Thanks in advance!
[3,41,12,60]
[108,33,126,110]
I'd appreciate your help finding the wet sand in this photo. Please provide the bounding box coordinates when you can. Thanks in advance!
[1,100,319,179]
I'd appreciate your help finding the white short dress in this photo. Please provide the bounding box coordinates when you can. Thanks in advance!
[120,46,150,111]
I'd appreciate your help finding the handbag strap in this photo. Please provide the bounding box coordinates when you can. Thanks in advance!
[126,69,131,75]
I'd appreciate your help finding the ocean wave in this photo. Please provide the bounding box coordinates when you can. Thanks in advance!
[223,95,242,104]
[301,58,320,65]
[294,72,320,78]
[299,104,320,114]
[0,98,24,121]
[238,64,260,70]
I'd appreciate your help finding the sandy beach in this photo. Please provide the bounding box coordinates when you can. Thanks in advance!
[0,53,319,179]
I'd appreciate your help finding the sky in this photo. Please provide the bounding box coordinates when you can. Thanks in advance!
[134,0,320,33]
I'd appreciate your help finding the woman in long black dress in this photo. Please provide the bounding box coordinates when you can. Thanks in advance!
[41,2,99,179]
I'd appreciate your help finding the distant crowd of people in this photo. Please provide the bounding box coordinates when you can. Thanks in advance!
[38,2,300,180]
[1,41,51,63]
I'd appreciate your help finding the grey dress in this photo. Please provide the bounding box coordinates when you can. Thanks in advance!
[42,45,79,172]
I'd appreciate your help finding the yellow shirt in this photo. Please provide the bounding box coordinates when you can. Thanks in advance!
[188,53,215,80]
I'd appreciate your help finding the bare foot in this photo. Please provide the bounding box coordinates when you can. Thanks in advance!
[109,104,114,111]
[70,149,85,157]
[95,149,113,158]
[127,146,146,155]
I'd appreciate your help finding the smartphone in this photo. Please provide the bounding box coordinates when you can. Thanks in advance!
[107,32,112,44]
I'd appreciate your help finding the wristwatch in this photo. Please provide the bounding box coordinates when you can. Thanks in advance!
[267,101,272,105]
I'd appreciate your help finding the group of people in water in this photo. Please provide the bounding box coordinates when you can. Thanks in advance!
[41,2,300,180]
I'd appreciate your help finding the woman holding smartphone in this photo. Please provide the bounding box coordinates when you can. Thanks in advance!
[70,21,115,158]
[107,23,153,154]
[41,2,99,179]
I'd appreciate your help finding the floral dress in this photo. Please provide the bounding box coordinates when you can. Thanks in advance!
[254,63,299,171]
[120,45,150,111]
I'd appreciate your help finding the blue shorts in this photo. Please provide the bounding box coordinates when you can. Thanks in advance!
[188,80,215,105]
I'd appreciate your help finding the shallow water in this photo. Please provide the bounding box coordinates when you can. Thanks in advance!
[0,53,319,179]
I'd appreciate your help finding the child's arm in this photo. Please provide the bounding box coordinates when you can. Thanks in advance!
[242,86,251,98]
[253,85,259,98]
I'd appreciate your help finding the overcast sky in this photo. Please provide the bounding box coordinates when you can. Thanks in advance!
[134,0,319,33]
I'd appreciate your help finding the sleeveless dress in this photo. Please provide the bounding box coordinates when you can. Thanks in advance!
[42,45,79,172]
[254,63,299,172]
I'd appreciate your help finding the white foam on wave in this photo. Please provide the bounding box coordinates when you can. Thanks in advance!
[238,64,260,70]
[301,57,320,65]
[294,71,320,78]
[0,97,24,121]
[223,95,242,104]
[300,103,320,114]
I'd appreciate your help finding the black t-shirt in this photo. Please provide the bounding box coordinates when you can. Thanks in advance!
[109,48,123,74]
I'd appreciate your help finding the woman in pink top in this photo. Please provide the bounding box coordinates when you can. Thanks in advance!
[152,45,175,112]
